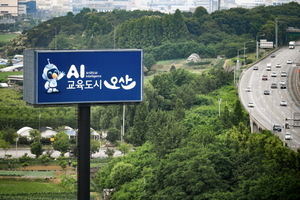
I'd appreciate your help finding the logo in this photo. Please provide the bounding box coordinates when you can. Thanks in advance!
[42,59,65,93]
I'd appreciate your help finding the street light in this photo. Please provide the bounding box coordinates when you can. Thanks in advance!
[256,34,265,60]
[243,41,253,66]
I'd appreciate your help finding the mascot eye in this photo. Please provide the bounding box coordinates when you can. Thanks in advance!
[47,71,53,79]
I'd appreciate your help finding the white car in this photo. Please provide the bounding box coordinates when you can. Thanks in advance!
[271,71,277,77]
[276,64,281,68]
[287,59,292,64]
[248,102,254,107]
[285,132,291,140]
[280,101,287,106]
[245,86,251,92]
[280,80,286,85]
[281,72,287,77]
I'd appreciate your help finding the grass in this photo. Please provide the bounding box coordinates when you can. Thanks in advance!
[0,179,70,194]
[0,34,19,42]
[0,171,55,178]
[0,71,23,80]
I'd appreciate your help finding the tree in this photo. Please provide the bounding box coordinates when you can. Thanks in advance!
[126,101,149,146]
[29,129,41,142]
[53,132,70,156]
[117,142,131,155]
[193,6,209,19]
[104,148,115,158]
[144,53,156,71]
[39,154,51,166]
[106,128,120,145]
[90,139,100,157]
[30,142,44,158]
[0,137,11,157]
[109,162,135,189]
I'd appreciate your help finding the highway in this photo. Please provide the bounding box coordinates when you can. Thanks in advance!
[239,44,300,151]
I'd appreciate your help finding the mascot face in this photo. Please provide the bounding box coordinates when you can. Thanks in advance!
[46,67,59,79]
[43,63,59,81]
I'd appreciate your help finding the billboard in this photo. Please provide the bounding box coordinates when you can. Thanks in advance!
[23,50,143,105]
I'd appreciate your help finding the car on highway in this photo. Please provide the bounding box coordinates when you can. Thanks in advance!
[266,64,271,71]
[271,83,277,88]
[280,101,287,106]
[264,90,270,95]
[248,102,254,107]
[262,75,268,80]
[280,84,287,89]
[285,132,291,140]
[271,54,276,58]
[271,71,277,77]
[285,122,290,129]
[276,64,281,68]
[273,124,282,132]
[253,66,258,70]
[287,59,292,64]
[281,71,287,77]
[245,86,251,92]
[280,80,286,85]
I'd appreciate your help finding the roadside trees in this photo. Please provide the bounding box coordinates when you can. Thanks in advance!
[30,142,44,158]
[53,132,70,156]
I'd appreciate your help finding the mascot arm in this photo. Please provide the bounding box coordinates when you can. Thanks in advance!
[57,71,65,80]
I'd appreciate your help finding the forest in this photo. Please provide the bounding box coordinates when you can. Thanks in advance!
[5,2,300,68]
[1,2,300,199]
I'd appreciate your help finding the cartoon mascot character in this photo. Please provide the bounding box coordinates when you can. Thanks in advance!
[42,59,65,93]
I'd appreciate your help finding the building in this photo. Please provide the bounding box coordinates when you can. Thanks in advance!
[0,0,18,17]
[0,0,37,23]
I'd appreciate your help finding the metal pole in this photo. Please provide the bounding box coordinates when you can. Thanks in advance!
[256,36,258,60]
[78,104,91,200]
[275,18,278,48]
[244,43,246,66]
[122,104,125,141]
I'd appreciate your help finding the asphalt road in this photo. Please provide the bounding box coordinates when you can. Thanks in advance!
[239,44,300,151]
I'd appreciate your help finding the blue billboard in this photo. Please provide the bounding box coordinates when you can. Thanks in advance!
[23,50,143,105]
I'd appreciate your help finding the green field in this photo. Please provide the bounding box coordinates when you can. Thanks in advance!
[0,71,23,80]
[0,179,69,194]
[0,34,19,42]
[0,171,54,178]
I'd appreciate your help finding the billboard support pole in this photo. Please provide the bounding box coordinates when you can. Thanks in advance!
[77,104,91,199]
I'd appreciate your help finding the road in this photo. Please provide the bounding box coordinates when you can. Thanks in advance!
[239,44,300,151]
[0,147,122,159]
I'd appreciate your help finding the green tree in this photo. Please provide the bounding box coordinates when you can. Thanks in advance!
[232,99,244,126]
[110,162,135,189]
[144,53,156,72]
[117,142,131,155]
[90,139,100,157]
[53,132,70,156]
[39,154,51,166]
[126,101,149,146]
[30,142,44,158]
[0,137,10,157]
[104,148,115,158]
[29,129,41,142]
[106,128,120,145]
[19,153,31,163]
[193,6,209,19]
